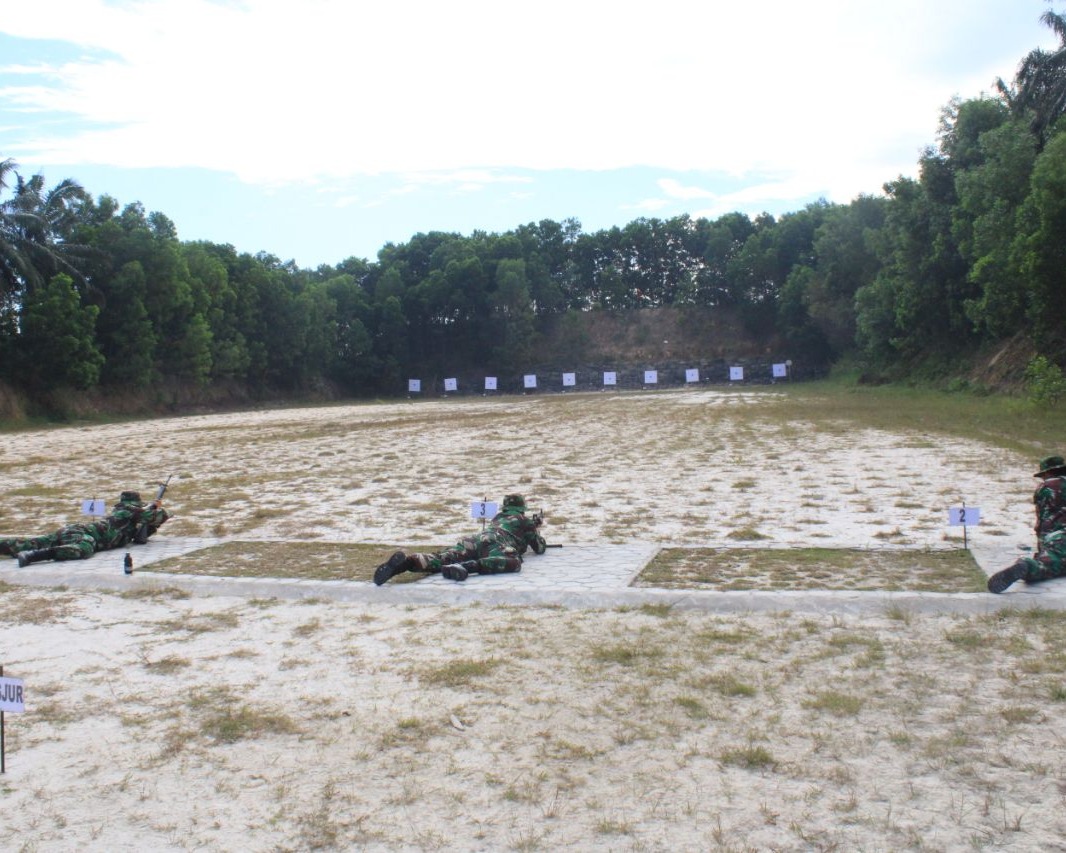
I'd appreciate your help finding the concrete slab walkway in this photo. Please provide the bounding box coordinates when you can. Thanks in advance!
[2,536,1064,615]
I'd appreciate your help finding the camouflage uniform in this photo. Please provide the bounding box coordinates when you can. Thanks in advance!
[988,456,1066,593]
[374,494,547,584]
[0,491,171,566]
[1034,472,1066,542]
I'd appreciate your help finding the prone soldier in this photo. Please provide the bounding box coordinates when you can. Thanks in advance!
[374,493,547,584]
[0,490,171,568]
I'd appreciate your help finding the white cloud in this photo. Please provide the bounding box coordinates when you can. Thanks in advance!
[658,179,715,201]
[0,0,1056,213]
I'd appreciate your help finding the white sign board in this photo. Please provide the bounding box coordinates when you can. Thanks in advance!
[644,370,658,384]
[948,507,982,526]
[729,366,744,381]
[484,376,497,390]
[772,363,788,378]
[603,371,616,386]
[524,374,537,389]
[0,677,25,713]
[408,379,421,393]
[81,499,106,516]
[443,377,458,392]
[562,372,576,387]
[470,501,498,519]
[685,368,699,383]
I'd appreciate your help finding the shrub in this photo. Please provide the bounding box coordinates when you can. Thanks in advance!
[1025,356,1066,406]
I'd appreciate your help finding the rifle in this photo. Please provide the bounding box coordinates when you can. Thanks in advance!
[532,510,563,548]
[134,475,171,544]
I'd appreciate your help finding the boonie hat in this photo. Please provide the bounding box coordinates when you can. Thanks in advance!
[1034,455,1066,477]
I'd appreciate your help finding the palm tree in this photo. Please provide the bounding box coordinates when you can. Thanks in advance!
[996,9,1066,149]
[0,157,91,306]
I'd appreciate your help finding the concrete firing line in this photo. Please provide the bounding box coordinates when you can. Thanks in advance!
[1,536,1064,615]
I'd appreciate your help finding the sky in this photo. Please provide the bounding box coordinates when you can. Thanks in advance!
[0,0,1059,269]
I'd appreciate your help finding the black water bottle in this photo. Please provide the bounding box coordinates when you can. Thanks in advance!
[124,552,133,575]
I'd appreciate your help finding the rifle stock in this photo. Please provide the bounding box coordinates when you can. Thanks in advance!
[134,475,172,544]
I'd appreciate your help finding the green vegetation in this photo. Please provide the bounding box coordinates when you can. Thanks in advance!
[414,657,502,688]
[637,546,987,592]
[3,10,1066,413]
[146,540,440,583]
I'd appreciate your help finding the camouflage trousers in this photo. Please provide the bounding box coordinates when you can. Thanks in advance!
[0,525,98,561]
[1019,529,1066,582]
[415,534,522,575]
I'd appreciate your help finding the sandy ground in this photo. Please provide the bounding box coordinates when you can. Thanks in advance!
[1,389,1063,851]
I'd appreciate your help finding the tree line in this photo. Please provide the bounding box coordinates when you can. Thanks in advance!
[3,9,1066,406]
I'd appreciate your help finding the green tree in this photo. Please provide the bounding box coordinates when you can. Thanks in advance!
[1015,131,1066,350]
[490,259,536,373]
[172,313,214,384]
[96,261,157,388]
[997,8,1066,149]
[954,118,1038,337]
[0,159,90,299]
[803,196,886,355]
[19,273,104,390]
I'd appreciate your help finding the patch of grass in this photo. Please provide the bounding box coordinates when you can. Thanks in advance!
[726,527,770,541]
[416,657,502,687]
[33,699,82,726]
[945,629,985,649]
[803,690,864,716]
[636,602,673,618]
[636,546,986,591]
[1000,705,1036,724]
[674,696,709,719]
[200,704,299,744]
[143,654,191,674]
[720,744,776,770]
[157,610,241,634]
[0,591,72,624]
[595,817,633,835]
[591,641,663,667]
[189,687,298,743]
[146,540,444,583]
[703,672,757,697]
[293,618,322,637]
[118,586,192,600]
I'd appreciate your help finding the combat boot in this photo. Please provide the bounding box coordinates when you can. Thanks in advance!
[987,560,1028,594]
[17,548,57,568]
[373,551,411,586]
[441,563,471,581]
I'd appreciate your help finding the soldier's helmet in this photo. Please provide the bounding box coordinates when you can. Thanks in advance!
[118,491,143,504]
[1035,456,1066,477]
[502,494,527,512]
